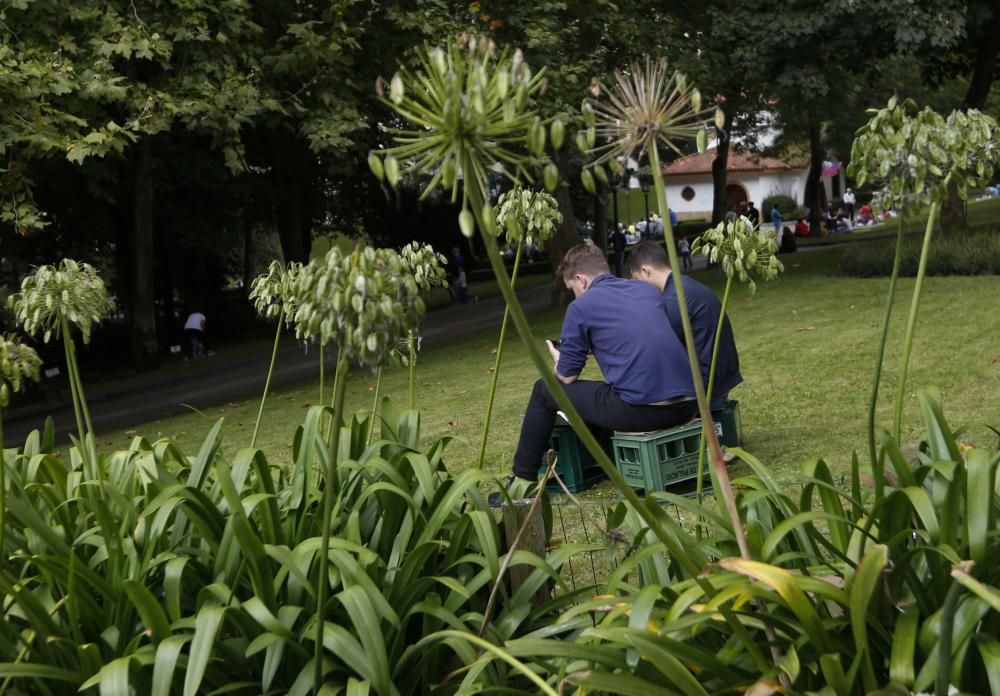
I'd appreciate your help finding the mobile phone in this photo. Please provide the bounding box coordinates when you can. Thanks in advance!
[550,339,562,348]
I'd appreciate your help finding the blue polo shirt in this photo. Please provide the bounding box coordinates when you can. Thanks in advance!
[558,274,694,405]
[662,273,742,409]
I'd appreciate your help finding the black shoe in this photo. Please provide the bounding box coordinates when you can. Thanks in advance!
[487,475,535,507]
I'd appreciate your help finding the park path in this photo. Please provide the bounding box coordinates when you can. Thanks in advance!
[5,239,845,444]
[4,283,557,444]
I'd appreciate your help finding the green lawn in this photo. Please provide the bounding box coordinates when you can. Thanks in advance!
[103,246,1000,495]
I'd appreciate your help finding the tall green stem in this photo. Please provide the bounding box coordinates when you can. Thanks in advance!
[251,321,283,448]
[695,274,733,507]
[475,244,522,470]
[408,331,416,410]
[367,366,383,445]
[649,144,751,561]
[61,319,85,442]
[867,214,905,500]
[893,199,941,442]
[314,354,349,690]
[319,345,326,410]
[463,159,770,673]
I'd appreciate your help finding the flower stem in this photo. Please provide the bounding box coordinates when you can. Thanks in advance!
[314,354,349,690]
[251,321,283,448]
[695,273,733,509]
[649,143,751,561]
[368,366,383,446]
[463,158,770,674]
[475,244,522,470]
[61,318,86,442]
[408,330,416,410]
[893,199,941,442]
[867,213,905,500]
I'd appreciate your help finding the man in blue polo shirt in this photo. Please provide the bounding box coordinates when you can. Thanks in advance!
[629,241,742,411]
[509,244,697,482]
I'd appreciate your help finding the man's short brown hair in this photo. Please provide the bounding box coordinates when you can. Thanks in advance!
[628,240,670,275]
[557,244,610,280]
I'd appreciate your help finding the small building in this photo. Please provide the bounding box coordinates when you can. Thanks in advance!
[650,148,845,221]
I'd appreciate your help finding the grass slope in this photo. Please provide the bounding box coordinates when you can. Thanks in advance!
[102,246,1000,493]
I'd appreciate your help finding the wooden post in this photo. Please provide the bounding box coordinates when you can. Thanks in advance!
[502,498,550,606]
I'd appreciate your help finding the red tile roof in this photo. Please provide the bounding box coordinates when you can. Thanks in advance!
[661,149,804,177]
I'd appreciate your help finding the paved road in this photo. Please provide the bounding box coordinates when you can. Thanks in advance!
[5,283,557,443]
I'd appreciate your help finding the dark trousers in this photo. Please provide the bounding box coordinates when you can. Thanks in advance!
[614,249,625,277]
[512,379,698,479]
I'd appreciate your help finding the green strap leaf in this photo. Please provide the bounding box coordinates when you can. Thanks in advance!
[849,544,888,692]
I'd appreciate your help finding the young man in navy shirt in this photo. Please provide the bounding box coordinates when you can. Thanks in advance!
[629,241,742,411]
[508,244,697,482]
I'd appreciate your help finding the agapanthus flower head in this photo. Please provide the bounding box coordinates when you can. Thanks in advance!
[370,36,549,209]
[692,216,783,294]
[849,97,1000,209]
[291,245,433,369]
[0,334,41,408]
[9,259,115,344]
[583,56,716,169]
[249,260,304,327]
[400,242,449,291]
[495,187,562,246]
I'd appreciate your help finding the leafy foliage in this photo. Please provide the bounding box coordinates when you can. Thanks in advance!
[444,389,1000,694]
[0,400,587,694]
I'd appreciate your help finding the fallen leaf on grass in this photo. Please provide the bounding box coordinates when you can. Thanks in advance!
[795,326,816,332]
[487,367,495,373]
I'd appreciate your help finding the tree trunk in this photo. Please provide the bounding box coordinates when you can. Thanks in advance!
[546,149,579,306]
[941,5,1000,233]
[962,4,1000,110]
[273,134,313,263]
[805,118,824,236]
[711,126,730,225]
[130,138,159,369]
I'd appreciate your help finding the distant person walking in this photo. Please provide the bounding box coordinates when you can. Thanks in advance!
[770,204,782,237]
[678,236,693,271]
[746,201,760,227]
[450,247,467,304]
[184,311,208,357]
[611,223,627,277]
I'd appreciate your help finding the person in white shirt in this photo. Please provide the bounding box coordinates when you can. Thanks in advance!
[184,311,207,356]
[843,188,856,220]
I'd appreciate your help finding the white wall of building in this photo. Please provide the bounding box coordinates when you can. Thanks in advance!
[657,169,810,218]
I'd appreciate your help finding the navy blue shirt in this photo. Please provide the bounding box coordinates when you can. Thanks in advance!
[558,274,695,405]
[662,273,743,409]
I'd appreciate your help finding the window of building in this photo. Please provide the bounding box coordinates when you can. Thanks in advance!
[681,186,696,201]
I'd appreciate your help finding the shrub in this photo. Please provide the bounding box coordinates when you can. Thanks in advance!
[446,389,1000,694]
[839,230,1000,277]
[0,400,586,694]
[761,191,797,217]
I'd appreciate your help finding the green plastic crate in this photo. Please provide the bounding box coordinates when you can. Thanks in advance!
[612,422,703,495]
[711,400,742,448]
[537,423,612,493]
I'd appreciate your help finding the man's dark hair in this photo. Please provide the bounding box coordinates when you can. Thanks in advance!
[628,240,670,275]
[557,244,610,279]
